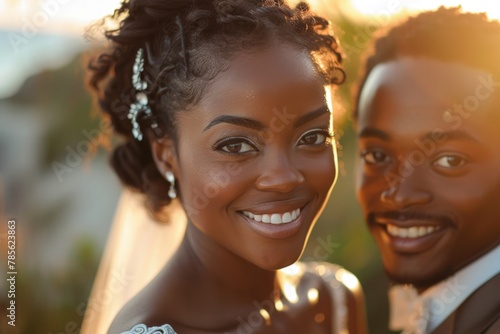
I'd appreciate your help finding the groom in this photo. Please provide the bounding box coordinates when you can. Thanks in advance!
[354,7,500,334]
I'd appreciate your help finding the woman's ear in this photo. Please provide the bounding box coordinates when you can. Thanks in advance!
[151,137,179,178]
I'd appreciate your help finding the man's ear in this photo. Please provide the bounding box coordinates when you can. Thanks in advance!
[151,137,179,178]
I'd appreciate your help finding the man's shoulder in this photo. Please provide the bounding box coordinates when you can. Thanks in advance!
[432,273,500,334]
[484,316,500,334]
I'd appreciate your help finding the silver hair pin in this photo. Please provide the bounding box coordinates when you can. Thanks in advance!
[128,48,152,141]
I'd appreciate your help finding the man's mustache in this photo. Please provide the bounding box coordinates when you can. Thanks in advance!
[368,211,455,227]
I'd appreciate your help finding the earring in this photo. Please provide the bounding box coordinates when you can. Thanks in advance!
[166,171,177,199]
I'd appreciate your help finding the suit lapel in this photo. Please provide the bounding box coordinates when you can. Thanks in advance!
[431,274,500,334]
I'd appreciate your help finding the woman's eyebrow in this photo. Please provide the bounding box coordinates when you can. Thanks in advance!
[203,105,330,132]
[203,115,264,132]
[293,105,330,129]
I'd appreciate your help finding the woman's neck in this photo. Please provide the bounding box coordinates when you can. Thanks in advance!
[152,223,279,331]
[181,223,277,297]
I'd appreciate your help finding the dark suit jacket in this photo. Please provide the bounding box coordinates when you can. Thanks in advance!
[431,273,500,334]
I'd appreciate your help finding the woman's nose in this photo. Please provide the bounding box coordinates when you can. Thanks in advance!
[255,153,305,193]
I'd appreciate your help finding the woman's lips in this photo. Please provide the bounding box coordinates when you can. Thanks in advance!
[241,208,301,224]
[239,205,307,240]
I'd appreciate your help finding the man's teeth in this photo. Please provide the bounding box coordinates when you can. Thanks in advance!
[242,208,301,225]
[387,224,440,238]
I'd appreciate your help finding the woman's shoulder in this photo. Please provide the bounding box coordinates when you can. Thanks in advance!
[118,323,176,334]
[107,285,174,334]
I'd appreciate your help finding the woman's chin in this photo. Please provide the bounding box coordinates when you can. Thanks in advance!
[259,252,302,271]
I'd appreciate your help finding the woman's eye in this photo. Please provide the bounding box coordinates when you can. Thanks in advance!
[361,150,389,164]
[215,139,257,155]
[434,155,466,168]
[298,130,331,146]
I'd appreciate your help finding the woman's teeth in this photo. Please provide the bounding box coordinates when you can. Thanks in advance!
[387,224,441,238]
[242,208,301,225]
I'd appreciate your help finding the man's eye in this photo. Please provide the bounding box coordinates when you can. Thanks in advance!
[361,150,389,164]
[298,130,332,146]
[433,155,466,168]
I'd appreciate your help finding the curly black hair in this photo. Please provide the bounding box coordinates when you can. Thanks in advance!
[88,0,345,219]
[354,6,500,119]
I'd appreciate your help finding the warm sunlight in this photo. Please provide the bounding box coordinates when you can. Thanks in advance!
[0,0,121,33]
[350,0,500,20]
[3,0,500,33]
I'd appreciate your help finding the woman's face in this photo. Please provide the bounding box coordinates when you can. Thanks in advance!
[167,44,337,270]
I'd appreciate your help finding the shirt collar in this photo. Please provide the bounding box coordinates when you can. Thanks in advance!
[389,244,500,333]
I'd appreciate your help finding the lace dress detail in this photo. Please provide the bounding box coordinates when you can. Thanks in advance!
[120,323,176,334]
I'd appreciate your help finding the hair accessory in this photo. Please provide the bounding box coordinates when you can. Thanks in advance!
[128,48,153,141]
[166,171,177,199]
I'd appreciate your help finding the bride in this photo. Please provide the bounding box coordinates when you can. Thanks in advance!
[83,0,367,333]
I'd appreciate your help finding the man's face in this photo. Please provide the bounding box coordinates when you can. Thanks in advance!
[356,57,500,289]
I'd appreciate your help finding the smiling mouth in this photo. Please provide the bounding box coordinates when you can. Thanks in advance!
[241,208,301,225]
[386,224,443,239]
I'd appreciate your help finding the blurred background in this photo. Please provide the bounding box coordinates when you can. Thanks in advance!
[1,0,499,333]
